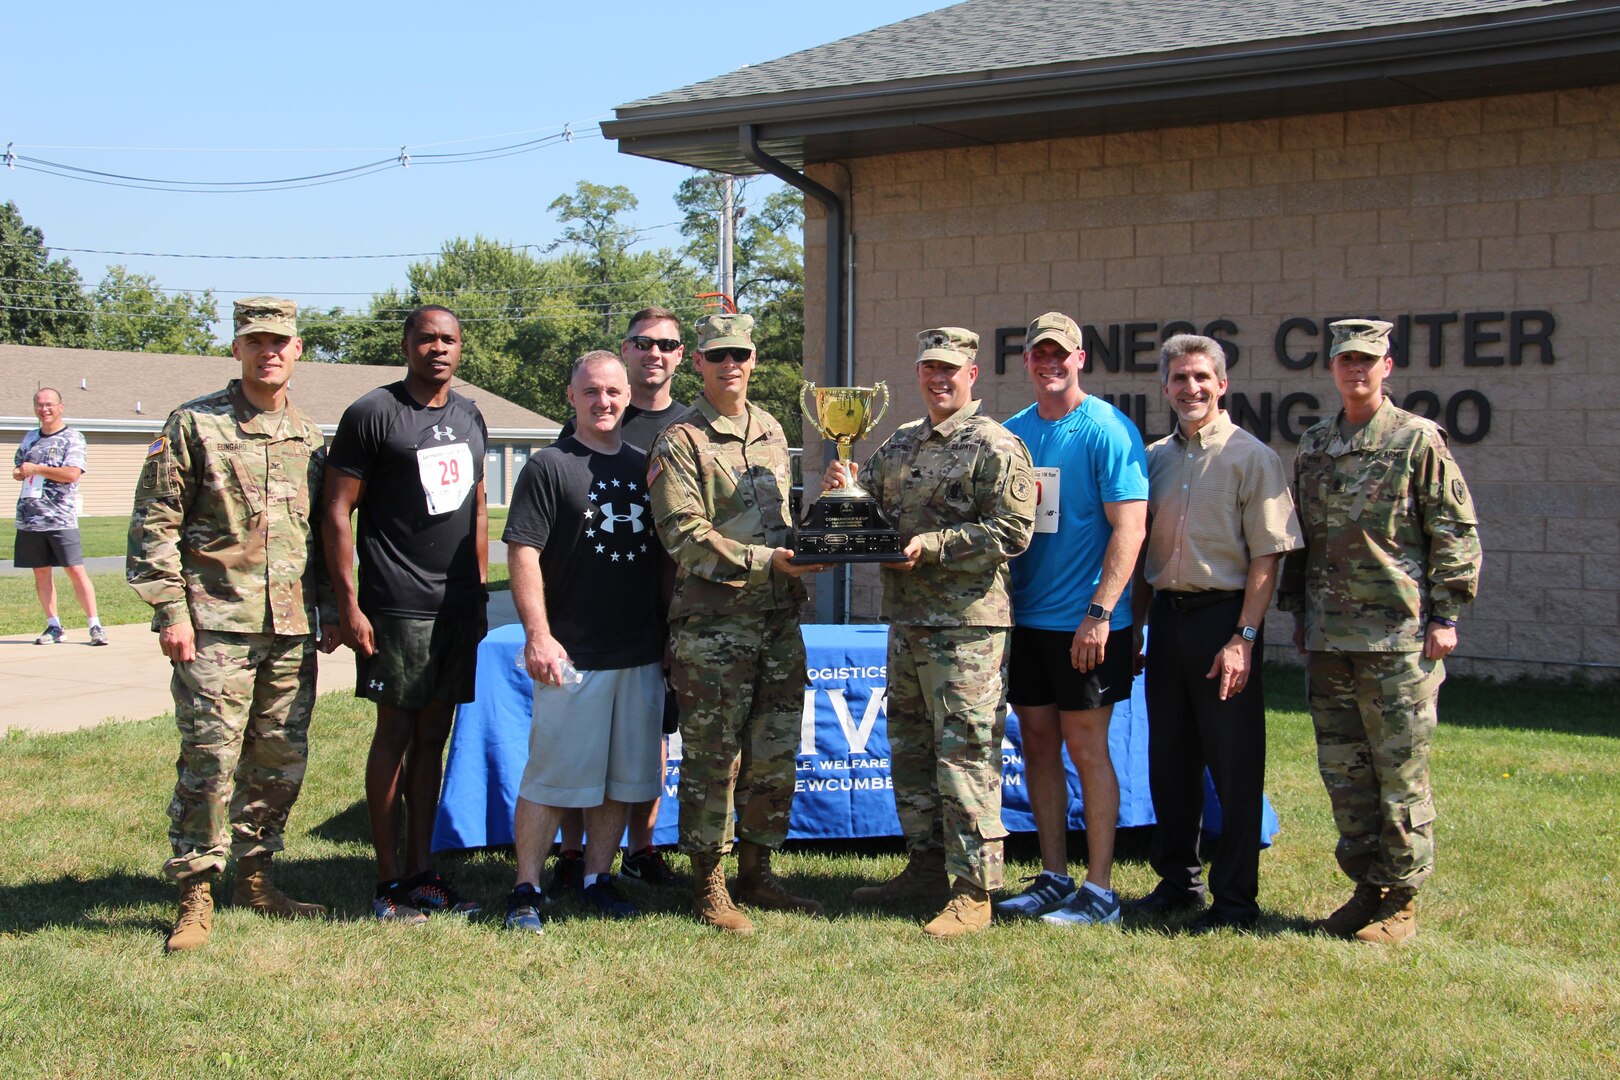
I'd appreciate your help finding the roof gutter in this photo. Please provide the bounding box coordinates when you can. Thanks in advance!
[737,123,848,623]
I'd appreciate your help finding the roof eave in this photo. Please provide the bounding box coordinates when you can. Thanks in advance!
[604,5,1620,172]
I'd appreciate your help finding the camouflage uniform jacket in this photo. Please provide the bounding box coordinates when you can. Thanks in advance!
[1278,396,1480,652]
[127,380,334,636]
[861,400,1035,627]
[649,395,806,620]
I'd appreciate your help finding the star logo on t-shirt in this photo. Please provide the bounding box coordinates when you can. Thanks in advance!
[611,479,621,488]
[595,543,605,554]
[583,508,594,520]
[611,552,621,562]
[589,491,599,502]
[585,528,596,538]
[627,482,638,492]
[626,550,636,561]
[596,481,608,491]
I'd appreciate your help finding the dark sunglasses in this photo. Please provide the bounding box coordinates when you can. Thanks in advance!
[702,348,752,364]
[625,335,682,352]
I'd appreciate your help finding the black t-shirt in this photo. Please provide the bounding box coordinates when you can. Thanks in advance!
[327,382,488,618]
[502,437,662,670]
[557,400,691,453]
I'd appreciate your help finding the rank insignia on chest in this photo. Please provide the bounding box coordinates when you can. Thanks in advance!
[146,436,167,458]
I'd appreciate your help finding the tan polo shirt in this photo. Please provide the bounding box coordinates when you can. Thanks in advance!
[1145,411,1303,592]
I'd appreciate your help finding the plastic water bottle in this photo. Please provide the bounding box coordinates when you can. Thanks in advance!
[514,653,584,687]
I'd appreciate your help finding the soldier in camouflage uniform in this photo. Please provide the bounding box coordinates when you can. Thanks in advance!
[127,297,340,952]
[1278,318,1481,945]
[647,312,829,934]
[830,327,1035,938]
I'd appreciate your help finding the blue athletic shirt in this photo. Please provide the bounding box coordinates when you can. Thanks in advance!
[1004,394,1148,632]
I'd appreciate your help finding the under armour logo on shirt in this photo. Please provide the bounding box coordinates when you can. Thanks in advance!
[431,425,455,441]
[597,502,646,534]
[369,679,385,691]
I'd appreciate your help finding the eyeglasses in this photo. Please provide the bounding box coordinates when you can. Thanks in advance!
[625,335,682,353]
[701,348,752,364]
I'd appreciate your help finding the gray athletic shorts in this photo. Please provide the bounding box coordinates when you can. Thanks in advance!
[14,528,84,568]
[519,661,664,808]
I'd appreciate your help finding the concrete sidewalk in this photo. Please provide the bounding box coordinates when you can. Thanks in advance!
[0,589,520,736]
[0,541,511,576]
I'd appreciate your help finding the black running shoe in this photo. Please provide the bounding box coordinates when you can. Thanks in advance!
[404,869,481,916]
[549,849,584,896]
[620,846,685,887]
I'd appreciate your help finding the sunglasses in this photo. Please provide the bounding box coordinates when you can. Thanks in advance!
[701,348,752,364]
[625,335,683,352]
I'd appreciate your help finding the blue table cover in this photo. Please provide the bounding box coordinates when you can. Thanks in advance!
[433,622,1280,852]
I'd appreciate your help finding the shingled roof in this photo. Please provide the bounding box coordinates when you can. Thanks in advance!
[606,0,1620,171]
[0,344,561,435]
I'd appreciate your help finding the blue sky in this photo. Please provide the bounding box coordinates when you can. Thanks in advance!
[4,1,939,326]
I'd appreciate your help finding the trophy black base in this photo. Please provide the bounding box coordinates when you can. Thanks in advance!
[790,497,906,564]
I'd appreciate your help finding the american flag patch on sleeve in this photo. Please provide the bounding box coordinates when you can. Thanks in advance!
[146,436,167,458]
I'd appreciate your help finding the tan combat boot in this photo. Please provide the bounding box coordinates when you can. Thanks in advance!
[1354,886,1417,945]
[691,853,754,935]
[1315,882,1385,939]
[850,849,950,906]
[732,840,824,916]
[232,854,327,919]
[923,878,992,939]
[165,876,214,953]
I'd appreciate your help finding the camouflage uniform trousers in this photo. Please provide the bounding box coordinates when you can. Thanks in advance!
[886,623,1010,891]
[1306,649,1443,891]
[670,608,805,857]
[164,628,318,881]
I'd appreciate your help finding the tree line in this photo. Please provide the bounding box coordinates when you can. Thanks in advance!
[1,176,807,433]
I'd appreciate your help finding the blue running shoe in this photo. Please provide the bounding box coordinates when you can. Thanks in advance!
[1041,886,1122,927]
[582,877,639,919]
[505,884,545,934]
[994,871,1078,918]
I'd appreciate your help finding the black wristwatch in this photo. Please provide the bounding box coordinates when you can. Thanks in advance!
[1237,625,1259,643]
[1086,602,1111,621]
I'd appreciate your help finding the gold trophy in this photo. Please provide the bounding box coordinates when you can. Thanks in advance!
[792,381,904,563]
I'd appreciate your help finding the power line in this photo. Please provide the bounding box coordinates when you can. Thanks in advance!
[3,128,599,194]
[0,219,685,262]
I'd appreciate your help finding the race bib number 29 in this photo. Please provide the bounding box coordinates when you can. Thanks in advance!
[1033,467,1060,534]
[416,443,475,516]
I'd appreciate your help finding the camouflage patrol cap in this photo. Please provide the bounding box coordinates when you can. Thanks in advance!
[916,326,979,368]
[233,297,299,339]
[695,312,756,353]
[1026,311,1081,353]
[1329,318,1394,359]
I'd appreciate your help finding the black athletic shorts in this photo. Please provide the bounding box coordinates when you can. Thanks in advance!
[1007,625,1135,711]
[355,611,481,709]
[13,528,84,568]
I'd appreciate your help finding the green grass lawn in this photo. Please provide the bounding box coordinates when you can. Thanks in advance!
[0,670,1614,1076]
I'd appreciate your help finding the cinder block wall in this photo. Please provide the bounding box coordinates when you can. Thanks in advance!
[801,86,1619,679]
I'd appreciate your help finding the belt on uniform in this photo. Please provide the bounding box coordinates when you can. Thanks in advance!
[1155,589,1243,612]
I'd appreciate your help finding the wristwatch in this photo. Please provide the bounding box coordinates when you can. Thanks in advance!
[1086,603,1111,621]
[1237,626,1259,643]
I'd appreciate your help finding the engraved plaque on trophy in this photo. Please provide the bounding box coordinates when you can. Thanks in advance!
[792,381,905,564]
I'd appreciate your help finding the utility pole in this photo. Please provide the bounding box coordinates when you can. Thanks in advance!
[719,174,735,303]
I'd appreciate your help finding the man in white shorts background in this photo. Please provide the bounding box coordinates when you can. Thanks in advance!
[500,351,667,932]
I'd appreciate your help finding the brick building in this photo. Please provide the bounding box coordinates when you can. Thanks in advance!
[606,0,1620,678]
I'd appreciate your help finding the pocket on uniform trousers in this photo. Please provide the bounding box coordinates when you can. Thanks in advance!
[1405,794,1437,830]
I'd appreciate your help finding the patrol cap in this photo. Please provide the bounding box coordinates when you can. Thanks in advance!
[916,326,979,368]
[695,312,755,353]
[233,297,299,339]
[1026,311,1081,353]
[1329,318,1394,360]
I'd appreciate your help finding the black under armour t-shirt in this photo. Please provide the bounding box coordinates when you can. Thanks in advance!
[557,399,690,453]
[501,437,661,670]
[327,382,488,618]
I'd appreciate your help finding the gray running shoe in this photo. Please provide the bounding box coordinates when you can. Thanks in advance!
[994,871,1078,918]
[89,625,110,646]
[34,624,64,645]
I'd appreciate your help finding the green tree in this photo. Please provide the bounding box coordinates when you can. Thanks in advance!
[88,266,220,354]
[0,201,91,347]
[676,176,806,436]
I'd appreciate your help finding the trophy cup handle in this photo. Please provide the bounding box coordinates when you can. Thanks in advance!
[800,380,831,441]
[863,381,890,438]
